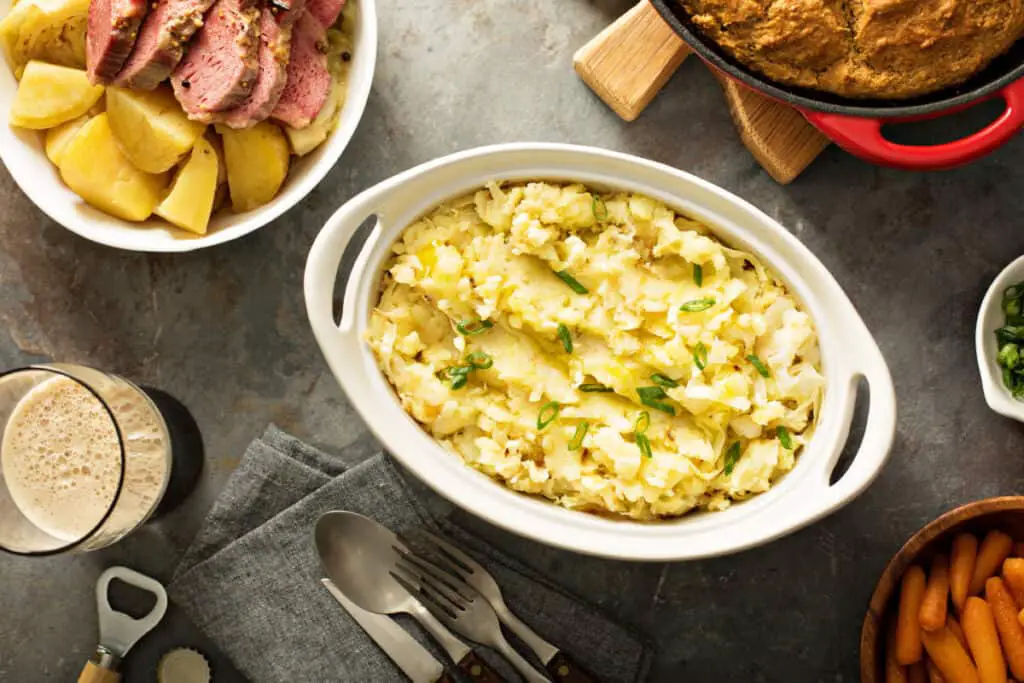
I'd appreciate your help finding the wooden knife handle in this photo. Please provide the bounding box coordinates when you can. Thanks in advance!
[78,662,120,683]
[547,651,599,683]
[455,651,509,683]
[573,0,691,121]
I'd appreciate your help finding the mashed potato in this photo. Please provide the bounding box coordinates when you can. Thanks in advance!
[367,182,824,520]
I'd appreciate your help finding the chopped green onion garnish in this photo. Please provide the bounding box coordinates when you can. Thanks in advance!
[680,298,715,313]
[997,281,1024,399]
[650,373,679,388]
[693,342,708,371]
[442,365,472,390]
[456,319,493,336]
[776,425,793,450]
[693,264,703,287]
[537,402,560,430]
[747,354,771,378]
[636,386,675,415]
[466,351,493,370]
[634,411,652,458]
[579,383,614,393]
[635,411,650,434]
[636,433,653,459]
[554,270,589,295]
[592,196,608,221]
[723,442,741,475]
[557,323,573,353]
[568,421,589,450]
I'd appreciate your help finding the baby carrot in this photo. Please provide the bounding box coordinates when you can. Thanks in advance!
[949,618,969,651]
[1004,558,1024,606]
[971,532,1014,597]
[952,534,979,612]
[962,597,1007,683]
[920,625,981,683]
[921,555,951,631]
[897,566,928,664]
[927,659,947,683]
[986,577,1024,680]
[907,661,928,683]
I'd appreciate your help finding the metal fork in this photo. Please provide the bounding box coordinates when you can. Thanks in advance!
[418,532,559,665]
[392,550,551,683]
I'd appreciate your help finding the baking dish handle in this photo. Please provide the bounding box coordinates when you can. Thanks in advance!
[803,79,1024,170]
[304,182,398,367]
[802,316,897,517]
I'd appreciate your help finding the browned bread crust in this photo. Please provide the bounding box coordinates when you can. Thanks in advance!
[679,0,1024,99]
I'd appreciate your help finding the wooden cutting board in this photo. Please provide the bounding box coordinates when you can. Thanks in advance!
[573,1,830,184]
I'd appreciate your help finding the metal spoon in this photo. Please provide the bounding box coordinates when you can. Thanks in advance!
[314,511,511,682]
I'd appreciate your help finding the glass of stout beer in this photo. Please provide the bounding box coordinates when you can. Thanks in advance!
[0,363,203,555]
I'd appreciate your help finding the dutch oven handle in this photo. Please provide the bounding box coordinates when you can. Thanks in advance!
[802,79,1024,170]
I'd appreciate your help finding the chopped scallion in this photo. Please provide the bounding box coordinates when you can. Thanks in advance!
[650,373,679,388]
[569,421,589,450]
[579,383,614,393]
[554,270,589,295]
[693,264,703,287]
[466,351,493,370]
[636,433,653,459]
[592,197,608,221]
[776,425,793,450]
[747,354,771,378]
[693,342,708,371]
[557,323,573,353]
[636,386,675,415]
[456,319,493,336]
[635,411,650,434]
[723,442,741,475]
[679,298,715,313]
[537,402,561,430]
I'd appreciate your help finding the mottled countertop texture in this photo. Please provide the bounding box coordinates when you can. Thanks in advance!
[2,1,1023,681]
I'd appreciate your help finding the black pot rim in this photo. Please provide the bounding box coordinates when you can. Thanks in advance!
[649,0,1024,119]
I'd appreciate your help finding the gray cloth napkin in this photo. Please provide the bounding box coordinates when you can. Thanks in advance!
[169,426,653,683]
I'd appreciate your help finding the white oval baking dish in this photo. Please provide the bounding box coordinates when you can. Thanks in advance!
[304,144,897,561]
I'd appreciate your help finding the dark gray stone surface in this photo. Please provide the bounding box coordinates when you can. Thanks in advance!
[1,0,1023,680]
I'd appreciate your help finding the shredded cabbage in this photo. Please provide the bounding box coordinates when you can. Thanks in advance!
[367,182,824,520]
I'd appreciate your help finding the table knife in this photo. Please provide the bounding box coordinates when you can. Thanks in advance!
[322,578,452,683]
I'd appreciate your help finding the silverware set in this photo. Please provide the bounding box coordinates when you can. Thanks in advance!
[314,511,594,683]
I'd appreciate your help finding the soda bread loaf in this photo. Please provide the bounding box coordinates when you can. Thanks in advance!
[679,0,1024,99]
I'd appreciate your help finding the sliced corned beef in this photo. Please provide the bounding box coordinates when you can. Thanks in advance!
[114,0,217,90]
[86,0,149,83]
[270,12,329,129]
[305,0,342,30]
[213,0,303,128]
[171,0,261,119]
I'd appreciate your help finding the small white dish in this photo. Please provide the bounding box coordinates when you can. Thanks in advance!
[976,255,1024,421]
[0,0,377,252]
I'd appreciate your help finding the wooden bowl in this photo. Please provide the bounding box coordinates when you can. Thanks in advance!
[861,496,1024,681]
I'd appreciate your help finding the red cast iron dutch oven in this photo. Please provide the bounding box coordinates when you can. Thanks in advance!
[649,0,1024,170]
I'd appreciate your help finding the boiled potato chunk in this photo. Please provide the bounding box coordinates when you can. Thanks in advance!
[106,86,206,174]
[59,113,168,221]
[44,113,89,166]
[1,0,89,78]
[285,76,345,156]
[216,121,289,213]
[9,61,103,129]
[154,136,219,235]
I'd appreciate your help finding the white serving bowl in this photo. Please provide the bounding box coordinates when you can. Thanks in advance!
[0,0,376,252]
[976,255,1024,421]
[304,144,897,561]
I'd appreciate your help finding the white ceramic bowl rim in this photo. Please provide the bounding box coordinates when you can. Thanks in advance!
[976,254,1024,421]
[304,143,898,561]
[0,0,377,252]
